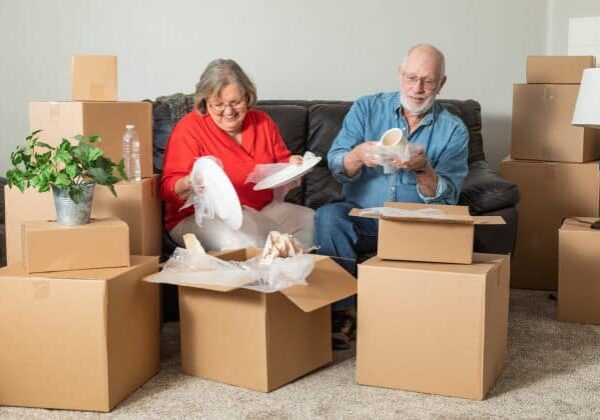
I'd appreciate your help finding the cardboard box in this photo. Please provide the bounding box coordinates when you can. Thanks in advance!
[558,217,600,324]
[22,218,130,273]
[350,202,504,264]
[71,54,118,101]
[147,248,356,392]
[92,176,162,257]
[511,84,600,162]
[5,176,162,264]
[500,157,600,289]
[0,256,160,412]
[356,253,510,400]
[526,56,595,84]
[29,101,153,178]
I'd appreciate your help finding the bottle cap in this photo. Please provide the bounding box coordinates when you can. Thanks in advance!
[126,124,135,129]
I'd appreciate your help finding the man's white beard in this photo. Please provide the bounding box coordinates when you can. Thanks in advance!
[401,93,436,115]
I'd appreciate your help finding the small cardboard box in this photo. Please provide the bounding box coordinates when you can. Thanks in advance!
[145,248,356,392]
[71,54,118,101]
[500,157,600,290]
[5,176,162,264]
[558,217,600,324]
[526,56,595,84]
[0,256,160,412]
[356,253,510,400]
[511,84,600,162]
[29,101,153,178]
[350,202,504,264]
[22,218,130,273]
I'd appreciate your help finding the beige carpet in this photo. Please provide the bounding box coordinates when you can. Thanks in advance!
[2,289,600,419]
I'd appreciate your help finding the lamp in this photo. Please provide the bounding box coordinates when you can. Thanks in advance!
[572,68,600,128]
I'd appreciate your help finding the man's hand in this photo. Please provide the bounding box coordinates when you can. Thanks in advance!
[386,147,429,172]
[343,141,380,177]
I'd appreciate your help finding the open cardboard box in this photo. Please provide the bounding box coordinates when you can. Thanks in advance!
[144,247,356,392]
[350,202,505,264]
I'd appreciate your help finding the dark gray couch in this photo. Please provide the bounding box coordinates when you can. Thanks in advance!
[151,94,519,258]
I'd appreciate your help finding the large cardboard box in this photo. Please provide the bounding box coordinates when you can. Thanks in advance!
[511,84,600,162]
[71,54,118,101]
[5,176,162,264]
[500,158,600,289]
[0,256,160,412]
[350,202,504,264]
[558,217,600,324]
[150,248,356,392]
[22,218,130,273]
[526,56,595,84]
[29,101,153,178]
[356,253,510,401]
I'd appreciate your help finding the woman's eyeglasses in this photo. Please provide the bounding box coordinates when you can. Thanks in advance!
[207,99,247,113]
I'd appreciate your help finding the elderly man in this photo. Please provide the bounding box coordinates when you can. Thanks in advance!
[315,44,469,348]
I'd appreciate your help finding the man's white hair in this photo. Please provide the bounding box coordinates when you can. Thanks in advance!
[401,44,446,78]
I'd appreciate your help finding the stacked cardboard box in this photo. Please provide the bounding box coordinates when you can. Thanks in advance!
[558,218,600,324]
[5,55,162,265]
[0,55,162,411]
[351,202,510,400]
[500,55,600,290]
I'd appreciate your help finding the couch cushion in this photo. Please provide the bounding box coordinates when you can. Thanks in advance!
[305,103,351,208]
[458,160,520,214]
[437,99,485,163]
[254,104,308,206]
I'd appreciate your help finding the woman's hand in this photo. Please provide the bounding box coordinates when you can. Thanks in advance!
[175,175,193,200]
[289,155,303,166]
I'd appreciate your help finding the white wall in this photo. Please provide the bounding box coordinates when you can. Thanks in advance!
[547,0,600,54]
[0,0,549,174]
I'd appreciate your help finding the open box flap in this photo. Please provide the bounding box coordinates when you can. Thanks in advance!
[141,271,249,292]
[279,255,357,313]
[349,207,505,225]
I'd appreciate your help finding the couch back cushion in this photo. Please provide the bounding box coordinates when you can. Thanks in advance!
[151,94,485,208]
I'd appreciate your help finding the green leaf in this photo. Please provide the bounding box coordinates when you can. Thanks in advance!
[69,187,85,204]
[87,135,101,144]
[88,147,103,162]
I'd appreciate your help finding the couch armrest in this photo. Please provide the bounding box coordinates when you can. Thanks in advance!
[458,160,520,215]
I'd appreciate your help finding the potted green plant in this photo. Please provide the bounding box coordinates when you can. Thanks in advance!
[6,130,127,225]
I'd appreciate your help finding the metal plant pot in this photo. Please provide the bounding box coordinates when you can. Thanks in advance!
[52,183,96,225]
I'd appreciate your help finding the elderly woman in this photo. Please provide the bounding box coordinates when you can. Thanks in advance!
[160,59,314,251]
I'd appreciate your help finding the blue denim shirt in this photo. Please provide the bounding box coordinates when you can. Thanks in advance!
[328,91,469,208]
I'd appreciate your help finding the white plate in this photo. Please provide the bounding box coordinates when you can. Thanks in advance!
[253,155,322,191]
[195,158,243,230]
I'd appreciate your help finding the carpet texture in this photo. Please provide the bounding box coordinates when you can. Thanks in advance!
[2,290,600,419]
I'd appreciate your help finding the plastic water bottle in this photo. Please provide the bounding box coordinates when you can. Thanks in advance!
[122,124,141,182]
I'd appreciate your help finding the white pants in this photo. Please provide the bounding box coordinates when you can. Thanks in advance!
[169,201,315,252]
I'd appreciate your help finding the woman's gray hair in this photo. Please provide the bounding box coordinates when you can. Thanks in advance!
[194,59,257,114]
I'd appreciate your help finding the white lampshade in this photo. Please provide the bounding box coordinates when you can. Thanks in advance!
[572,68,600,128]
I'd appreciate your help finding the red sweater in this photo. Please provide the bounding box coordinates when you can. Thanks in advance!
[160,109,292,230]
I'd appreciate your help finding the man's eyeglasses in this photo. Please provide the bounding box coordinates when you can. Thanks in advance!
[402,72,438,91]
[207,99,247,113]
